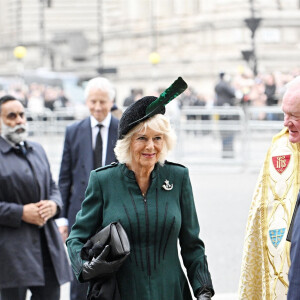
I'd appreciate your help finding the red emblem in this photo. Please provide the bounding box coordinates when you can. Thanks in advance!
[272,155,291,174]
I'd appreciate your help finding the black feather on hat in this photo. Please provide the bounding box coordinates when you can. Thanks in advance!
[118,77,188,139]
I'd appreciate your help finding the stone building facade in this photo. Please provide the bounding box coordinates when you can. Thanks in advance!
[0,0,300,101]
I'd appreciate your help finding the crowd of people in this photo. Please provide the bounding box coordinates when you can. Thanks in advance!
[0,82,71,114]
[1,70,299,118]
[177,70,299,118]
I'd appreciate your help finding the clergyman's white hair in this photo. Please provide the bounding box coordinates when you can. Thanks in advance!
[114,114,176,165]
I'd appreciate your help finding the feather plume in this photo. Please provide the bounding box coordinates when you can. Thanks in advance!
[145,77,188,117]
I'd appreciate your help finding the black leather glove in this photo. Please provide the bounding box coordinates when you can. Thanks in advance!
[82,245,129,281]
[197,291,212,300]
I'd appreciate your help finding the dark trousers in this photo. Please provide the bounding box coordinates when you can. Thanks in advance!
[0,229,60,300]
[221,132,234,158]
[1,282,60,300]
[70,275,88,300]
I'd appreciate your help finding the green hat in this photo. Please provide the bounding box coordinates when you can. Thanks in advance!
[118,77,187,139]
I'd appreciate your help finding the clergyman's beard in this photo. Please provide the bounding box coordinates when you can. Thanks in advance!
[1,120,28,144]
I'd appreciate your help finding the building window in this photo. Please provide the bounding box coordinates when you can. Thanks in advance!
[261,28,281,43]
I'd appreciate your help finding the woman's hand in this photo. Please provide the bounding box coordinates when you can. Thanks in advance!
[82,245,129,281]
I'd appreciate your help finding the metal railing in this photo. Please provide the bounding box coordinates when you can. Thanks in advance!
[173,106,284,168]
[26,106,285,169]
[26,107,88,134]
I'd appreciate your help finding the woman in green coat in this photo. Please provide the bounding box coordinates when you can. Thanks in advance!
[66,78,214,300]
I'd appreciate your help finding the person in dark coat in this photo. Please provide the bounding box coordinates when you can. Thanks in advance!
[66,77,214,300]
[57,77,119,300]
[214,72,237,158]
[0,95,72,300]
[264,73,279,121]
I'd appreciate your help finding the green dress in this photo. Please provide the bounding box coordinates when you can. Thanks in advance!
[66,162,213,299]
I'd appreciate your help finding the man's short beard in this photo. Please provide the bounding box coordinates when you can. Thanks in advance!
[1,120,28,144]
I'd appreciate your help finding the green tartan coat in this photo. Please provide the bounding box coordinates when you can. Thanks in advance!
[66,162,214,300]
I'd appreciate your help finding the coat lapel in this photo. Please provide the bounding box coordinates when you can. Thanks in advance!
[80,117,94,174]
[105,117,118,165]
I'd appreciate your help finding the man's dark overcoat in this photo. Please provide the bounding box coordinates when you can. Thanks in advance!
[0,137,72,289]
[59,116,119,229]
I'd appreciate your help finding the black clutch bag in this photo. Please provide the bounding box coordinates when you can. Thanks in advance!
[81,222,130,262]
[80,222,130,300]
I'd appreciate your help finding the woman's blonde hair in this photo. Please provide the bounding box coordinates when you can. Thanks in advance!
[114,114,176,165]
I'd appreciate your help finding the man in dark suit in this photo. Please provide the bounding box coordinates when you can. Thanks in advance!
[57,77,119,300]
[0,95,72,300]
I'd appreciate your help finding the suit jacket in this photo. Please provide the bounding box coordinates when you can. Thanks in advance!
[59,116,119,229]
[0,137,72,289]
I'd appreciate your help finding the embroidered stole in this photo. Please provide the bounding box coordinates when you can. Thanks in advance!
[239,128,300,300]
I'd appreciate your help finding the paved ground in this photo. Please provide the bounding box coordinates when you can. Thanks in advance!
[189,168,258,298]
[26,133,268,299]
